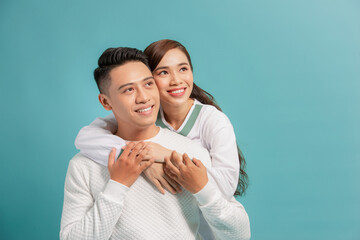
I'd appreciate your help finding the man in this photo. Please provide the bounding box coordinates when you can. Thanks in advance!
[60,47,250,239]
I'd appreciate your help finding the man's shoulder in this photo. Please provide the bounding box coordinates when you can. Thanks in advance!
[69,153,105,171]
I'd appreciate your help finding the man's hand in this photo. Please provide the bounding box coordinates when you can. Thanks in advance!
[164,151,208,194]
[108,142,154,187]
[144,163,182,194]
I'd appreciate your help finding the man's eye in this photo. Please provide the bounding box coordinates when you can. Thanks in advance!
[159,71,168,75]
[124,88,134,93]
[145,81,154,87]
[180,67,188,72]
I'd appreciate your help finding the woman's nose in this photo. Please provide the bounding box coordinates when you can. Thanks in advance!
[170,73,182,85]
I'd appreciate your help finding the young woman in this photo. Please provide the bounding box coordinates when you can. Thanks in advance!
[75,40,248,200]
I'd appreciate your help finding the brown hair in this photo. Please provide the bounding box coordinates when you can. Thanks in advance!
[144,39,248,196]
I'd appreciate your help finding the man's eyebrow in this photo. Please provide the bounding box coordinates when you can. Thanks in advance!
[117,76,154,91]
[154,62,189,72]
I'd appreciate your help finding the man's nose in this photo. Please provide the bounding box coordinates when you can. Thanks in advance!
[135,88,150,104]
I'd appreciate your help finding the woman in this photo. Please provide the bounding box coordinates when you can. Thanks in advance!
[76,39,248,200]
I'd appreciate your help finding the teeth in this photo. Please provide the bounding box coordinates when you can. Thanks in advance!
[137,106,152,113]
[171,89,184,94]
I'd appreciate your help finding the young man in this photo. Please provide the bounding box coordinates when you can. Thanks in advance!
[60,47,250,240]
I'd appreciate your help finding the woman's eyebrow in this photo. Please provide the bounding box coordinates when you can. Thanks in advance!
[154,63,188,72]
[154,66,168,72]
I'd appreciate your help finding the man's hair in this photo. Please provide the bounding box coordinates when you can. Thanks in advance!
[94,47,150,95]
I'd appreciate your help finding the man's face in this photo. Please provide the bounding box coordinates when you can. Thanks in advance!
[100,61,160,131]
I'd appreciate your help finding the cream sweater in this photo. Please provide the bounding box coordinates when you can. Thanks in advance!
[61,128,250,240]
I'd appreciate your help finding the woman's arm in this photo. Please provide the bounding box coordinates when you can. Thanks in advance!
[193,182,251,240]
[75,114,125,166]
[200,107,241,199]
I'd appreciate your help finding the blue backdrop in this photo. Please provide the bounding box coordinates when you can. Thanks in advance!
[1,0,359,239]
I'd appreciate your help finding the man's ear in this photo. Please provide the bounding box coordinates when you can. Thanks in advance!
[98,93,112,111]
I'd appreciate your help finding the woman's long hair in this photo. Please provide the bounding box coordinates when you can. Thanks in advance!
[144,39,248,196]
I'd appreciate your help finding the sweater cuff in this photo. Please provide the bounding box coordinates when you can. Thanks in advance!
[193,181,220,206]
[102,179,130,203]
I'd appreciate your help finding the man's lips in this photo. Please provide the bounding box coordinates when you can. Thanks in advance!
[135,105,154,114]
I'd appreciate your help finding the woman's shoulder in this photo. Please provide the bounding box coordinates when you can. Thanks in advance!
[195,100,232,128]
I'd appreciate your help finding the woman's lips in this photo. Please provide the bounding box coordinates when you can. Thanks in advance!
[167,87,186,97]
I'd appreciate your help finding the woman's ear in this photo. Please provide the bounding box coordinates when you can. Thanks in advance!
[98,93,112,111]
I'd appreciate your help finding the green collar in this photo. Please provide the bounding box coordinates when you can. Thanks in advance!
[155,104,203,137]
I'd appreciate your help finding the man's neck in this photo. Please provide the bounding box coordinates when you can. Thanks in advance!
[115,124,159,141]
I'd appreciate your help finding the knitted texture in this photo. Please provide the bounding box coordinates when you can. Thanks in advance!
[61,128,250,240]
[61,128,210,240]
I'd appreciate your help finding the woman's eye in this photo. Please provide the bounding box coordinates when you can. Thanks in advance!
[159,71,168,75]
[180,67,188,72]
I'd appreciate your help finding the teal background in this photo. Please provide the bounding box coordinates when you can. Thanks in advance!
[1,0,359,239]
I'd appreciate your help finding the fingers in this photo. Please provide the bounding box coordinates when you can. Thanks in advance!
[152,178,165,195]
[121,142,136,157]
[164,156,181,178]
[170,151,183,168]
[158,176,177,194]
[125,142,149,163]
[182,153,193,166]
[192,158,204,168]
[108,148,116,169]
[128,142,145,158]
[165,156,181,175]
[135,144,151,163]
[163,174,182,193]
[140,158,155,172]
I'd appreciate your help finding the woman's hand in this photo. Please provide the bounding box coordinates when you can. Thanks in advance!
[145,142,173,162]
[143,163,182,194]
[125,141,172,163]
[164,151,208,194]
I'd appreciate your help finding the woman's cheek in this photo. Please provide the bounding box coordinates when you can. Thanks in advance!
[154,78,168,91]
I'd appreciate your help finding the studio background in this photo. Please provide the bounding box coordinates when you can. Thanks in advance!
[0,0,359,239]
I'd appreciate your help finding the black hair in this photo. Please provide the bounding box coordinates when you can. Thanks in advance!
[94,47,150,94]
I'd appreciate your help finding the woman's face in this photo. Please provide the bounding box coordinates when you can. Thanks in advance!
[152,48,193,108]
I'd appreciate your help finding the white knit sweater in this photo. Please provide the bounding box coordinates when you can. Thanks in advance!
[61,128,250,240]
[75,100,240,199]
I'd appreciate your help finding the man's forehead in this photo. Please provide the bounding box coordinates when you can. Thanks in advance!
[110,61,152,85]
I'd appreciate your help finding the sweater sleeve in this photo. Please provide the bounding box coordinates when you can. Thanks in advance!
[201,108,240,200]
[75,113,125,166]
[193,181,251,240]
[60,159,129,240]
